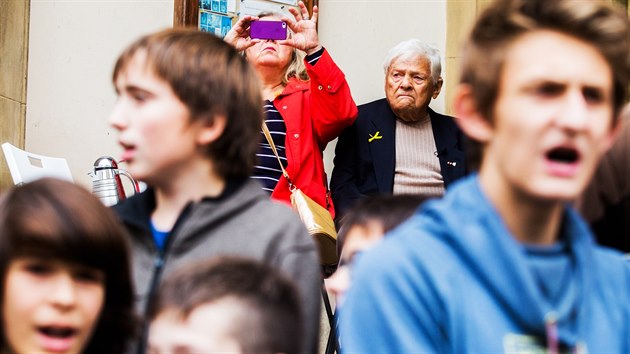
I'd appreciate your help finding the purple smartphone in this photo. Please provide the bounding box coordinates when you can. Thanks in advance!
[250,20,287,40]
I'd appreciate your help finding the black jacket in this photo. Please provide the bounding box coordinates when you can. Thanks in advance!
[331,98,467,218]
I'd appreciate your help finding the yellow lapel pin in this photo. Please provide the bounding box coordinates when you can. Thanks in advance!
[368,131,383,142]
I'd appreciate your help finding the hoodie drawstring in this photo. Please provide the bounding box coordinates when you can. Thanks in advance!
[545,312,558,354]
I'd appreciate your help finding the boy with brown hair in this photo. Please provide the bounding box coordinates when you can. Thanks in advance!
[108,28,320,353]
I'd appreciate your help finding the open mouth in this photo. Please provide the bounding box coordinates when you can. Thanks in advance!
[546,147,579,164]
[119,141,136,161]
[39,326,76,339]
[119,141,134,150]
[37,325,78,352]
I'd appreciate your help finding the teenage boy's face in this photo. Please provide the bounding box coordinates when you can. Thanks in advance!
[109,51,207,185]
[2,257,104,354]
[482,30,615,202]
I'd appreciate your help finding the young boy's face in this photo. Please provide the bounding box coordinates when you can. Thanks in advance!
[148,299,243,354]
[109,51,207,185]
[2,257,104,354]
[327,222,384,306]
[481,30,615,202]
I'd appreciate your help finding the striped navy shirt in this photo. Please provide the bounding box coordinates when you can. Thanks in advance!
[251,47,324,194]
[252,100,288,194]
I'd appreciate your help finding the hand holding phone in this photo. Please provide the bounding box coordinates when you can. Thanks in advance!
[250,20,287,40]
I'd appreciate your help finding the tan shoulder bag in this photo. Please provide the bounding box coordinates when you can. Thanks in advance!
[261,122,338,266]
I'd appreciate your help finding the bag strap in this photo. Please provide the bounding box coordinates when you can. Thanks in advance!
[261,121,295,190]
[263,121,335,211]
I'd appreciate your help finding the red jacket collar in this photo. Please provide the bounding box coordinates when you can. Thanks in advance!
[279,77,310,96]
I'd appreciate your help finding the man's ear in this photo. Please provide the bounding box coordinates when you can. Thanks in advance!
[432,77,443,99]
[452,84,493,143]
[601,110,626,153]
[196,114,227,145]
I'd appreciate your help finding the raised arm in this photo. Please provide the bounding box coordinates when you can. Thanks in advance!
[280,2,357,145]
[223,15,261,51]
[279,2,322,56]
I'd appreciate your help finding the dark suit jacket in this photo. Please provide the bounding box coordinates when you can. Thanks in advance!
[330,98,467,218]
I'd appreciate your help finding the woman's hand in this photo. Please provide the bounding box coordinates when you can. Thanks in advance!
[224,15,260,51]
[280,1,322,55]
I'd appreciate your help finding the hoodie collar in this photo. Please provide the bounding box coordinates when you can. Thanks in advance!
[424,175,593,347]
[112,178,267,243]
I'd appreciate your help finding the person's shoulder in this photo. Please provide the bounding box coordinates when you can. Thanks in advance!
[426,175,486,216]
[250,197,300,222]
[590,244,630,274]
[566,206,630,283]
[428,108,465,139]
[588,246,630,304]
[356,98,391,124]
[428,107,458,123]
[194,181,314,247]
[233,186,311,239]
[358,98,388,112]
[111,189,154,221]
[246,198,317,250]
[220,180,300,222]
[359,209,457,271]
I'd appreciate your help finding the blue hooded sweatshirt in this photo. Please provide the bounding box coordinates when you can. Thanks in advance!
[339,175,630,353]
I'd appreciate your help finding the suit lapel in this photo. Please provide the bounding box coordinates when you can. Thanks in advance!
[369,100,396,192]
[430,108,466,186]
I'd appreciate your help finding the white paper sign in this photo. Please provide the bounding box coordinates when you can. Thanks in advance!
[239,0,295,17]
[267,0,298,5]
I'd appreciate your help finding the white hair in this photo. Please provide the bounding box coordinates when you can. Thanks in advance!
[382,39,442,84]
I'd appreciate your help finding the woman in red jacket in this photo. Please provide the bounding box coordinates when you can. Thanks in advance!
[224,1,357,219]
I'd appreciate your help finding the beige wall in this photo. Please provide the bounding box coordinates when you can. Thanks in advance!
[444,0,495,116]
[26,0,174,188]
[0,0,30,192]
[16,0,630,188]
[24,0,448,186]
[319,1,447,109]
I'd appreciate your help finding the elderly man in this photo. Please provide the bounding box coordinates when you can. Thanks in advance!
[330,39,466,220]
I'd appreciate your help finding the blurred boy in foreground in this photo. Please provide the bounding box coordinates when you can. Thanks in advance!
[340,0,630,352]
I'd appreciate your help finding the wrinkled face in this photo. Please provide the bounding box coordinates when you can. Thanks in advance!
[109,51,207,186]
[385,54,441,121]
[481,30,615,203]
[245,16,293,72]
[148,299,244,354]
[327,222,384,306]
[2,257,104,354]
